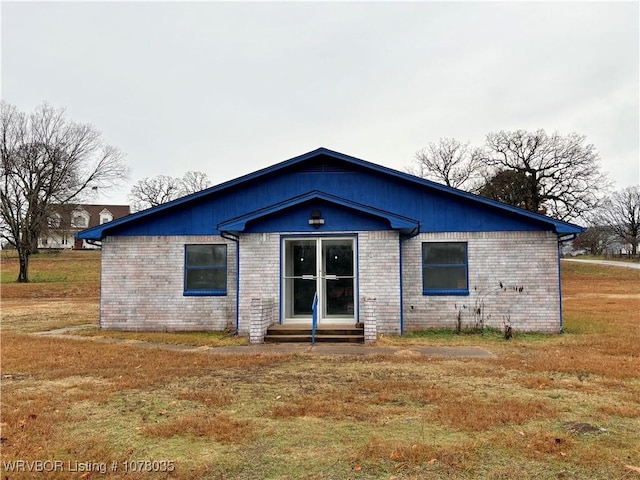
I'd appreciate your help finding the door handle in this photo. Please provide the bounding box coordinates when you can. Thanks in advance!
[302,275,316,280]
[324,274,338,280]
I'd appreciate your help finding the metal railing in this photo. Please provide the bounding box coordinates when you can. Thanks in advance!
[311,292,318,344]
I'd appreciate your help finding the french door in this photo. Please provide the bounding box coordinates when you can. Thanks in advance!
[282,237,356,324]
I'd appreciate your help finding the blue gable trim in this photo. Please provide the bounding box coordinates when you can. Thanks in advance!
[77,148,584,240]
[218,191,419,234]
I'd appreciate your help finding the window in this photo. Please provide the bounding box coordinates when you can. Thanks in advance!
[100,210,113,224]
[48,213,61,228]
[422,242,468,295]
[184,244,227,295]
[72,215,87,228]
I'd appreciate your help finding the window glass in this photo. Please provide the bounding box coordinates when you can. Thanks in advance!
[423,243,466,265]
[73,215,86,227]
[184,244,227,294]
[422,242,468,294]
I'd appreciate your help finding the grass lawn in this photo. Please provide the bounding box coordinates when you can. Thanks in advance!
[1,250,639,479]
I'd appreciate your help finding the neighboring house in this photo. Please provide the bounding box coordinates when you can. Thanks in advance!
[77,148,584,341]
[39,204,131,250]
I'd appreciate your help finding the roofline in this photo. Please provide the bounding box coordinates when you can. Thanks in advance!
[217,190,420,234]
[77,147,584,239]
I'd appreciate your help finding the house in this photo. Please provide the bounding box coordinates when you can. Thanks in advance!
[77,148,584,342]
[39,204,131,250]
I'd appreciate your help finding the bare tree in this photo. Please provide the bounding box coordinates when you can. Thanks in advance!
[181,170,211,195]
[409,138,482,190]
[129,171,211,212]
[480,129,610,221]
[128,175,184,212]
[593,186,640,255]
[0,101,127,282]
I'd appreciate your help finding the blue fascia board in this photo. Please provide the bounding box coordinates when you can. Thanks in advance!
[77,147,584,240]
[217,190,419,233]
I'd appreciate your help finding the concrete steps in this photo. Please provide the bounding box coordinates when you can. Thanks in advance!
[264,324,364,344]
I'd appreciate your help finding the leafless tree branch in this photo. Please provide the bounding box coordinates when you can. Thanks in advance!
[409,138,482,191]
[0,101,128,282]
[128,171,211,212]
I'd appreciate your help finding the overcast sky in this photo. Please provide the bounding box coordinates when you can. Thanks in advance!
[2,1,638,205]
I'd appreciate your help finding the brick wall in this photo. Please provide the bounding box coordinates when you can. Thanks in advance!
[100,230,561,335]
[100,235,236,331]
[249,297,276,343]
[238,233,280,334]
[358,230,401,334]
[402,231,561,333]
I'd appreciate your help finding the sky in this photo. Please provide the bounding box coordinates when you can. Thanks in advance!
[1,1,639,206]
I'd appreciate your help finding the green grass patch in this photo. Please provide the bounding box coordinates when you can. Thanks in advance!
[75,326,249,347]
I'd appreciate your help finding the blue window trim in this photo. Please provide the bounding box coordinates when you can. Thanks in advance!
[184,289,227,297]
[183,244,228,296]
[422,242,469,296]
[423,288,470,296]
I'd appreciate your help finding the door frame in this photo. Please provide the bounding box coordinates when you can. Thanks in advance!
[280,234,358,325]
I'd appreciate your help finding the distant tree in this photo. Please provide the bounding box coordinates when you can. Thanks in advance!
[480,129,610,221]
[129,171,211,212]
[128,175,183,211]
[478,169,540,211]
[0,101,127,282]
[181,170,211,195]
[593,186,640,255]
[409,138,482,190]
[572,225,613,255]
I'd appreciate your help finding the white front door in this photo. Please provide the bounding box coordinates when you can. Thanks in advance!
[282,237,356,324]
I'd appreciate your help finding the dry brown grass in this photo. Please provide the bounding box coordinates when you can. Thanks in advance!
[143,412,255,443]
[76,327,249,347]
[428,397,554,431]
[355,436,475,473]
[1,253,639,479]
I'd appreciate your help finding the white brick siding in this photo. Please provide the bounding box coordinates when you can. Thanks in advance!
[402,231,561,333]
[238,233,280,334]
[249,297,276,343]
[100,235,236,331]
[100,230,562,335]
[358,230,401,334]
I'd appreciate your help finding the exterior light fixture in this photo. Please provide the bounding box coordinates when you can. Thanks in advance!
[308,210,324,228]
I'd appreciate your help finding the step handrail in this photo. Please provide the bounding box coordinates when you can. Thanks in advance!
[311,292,318,344]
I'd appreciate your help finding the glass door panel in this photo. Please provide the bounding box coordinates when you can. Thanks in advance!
[283,239,317,318]
[322,240,354,317]
[283,237,356,323]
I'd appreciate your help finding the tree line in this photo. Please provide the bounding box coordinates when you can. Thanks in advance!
[1,101,638,282]
[408,131,638,255]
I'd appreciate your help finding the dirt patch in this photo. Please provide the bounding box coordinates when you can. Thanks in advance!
[563,422,606,435]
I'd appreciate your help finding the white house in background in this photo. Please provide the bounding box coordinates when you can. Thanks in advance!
[39,204,130,250]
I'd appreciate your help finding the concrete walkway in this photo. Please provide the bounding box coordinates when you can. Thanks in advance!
[562,258,640,270]
[35,326,495,358]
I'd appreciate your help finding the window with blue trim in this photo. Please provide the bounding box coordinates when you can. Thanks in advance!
[422,242,468,295]
[184,244,227,296]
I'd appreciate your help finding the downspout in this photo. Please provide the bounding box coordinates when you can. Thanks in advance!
[557,233,578,333]
[399,226,420,335]
[221,231,240,334]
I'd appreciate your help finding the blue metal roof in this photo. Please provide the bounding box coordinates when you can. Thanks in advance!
[77,147,585,240]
